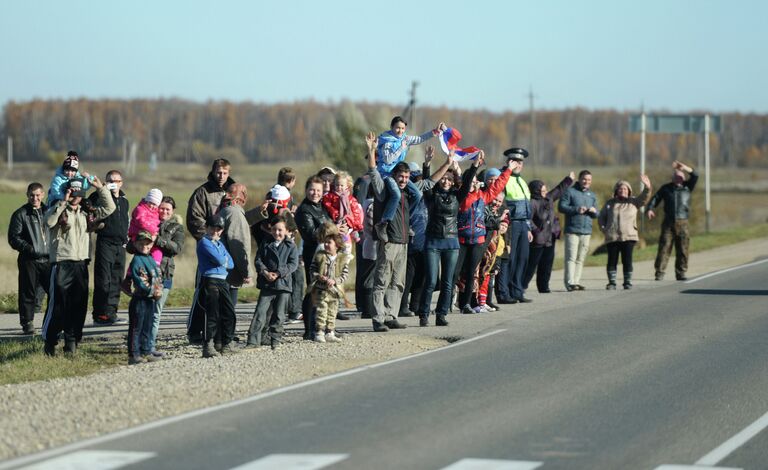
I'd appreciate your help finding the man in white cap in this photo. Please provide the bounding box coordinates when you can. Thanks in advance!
[90,170,130,325]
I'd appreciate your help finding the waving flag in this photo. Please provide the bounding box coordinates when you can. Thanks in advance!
[439,128,481,162]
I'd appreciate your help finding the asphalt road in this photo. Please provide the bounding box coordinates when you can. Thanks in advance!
[5,259,768,470]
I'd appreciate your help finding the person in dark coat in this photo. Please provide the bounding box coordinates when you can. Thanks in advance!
[523,172,574,293]
[90,170,130,325]
[8,182,50,334]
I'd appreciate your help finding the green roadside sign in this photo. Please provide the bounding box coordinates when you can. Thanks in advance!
[629,114,721,133]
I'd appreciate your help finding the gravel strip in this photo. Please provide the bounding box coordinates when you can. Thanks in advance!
[0,332,447,460]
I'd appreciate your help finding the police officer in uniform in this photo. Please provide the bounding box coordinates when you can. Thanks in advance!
[497,148,533,304]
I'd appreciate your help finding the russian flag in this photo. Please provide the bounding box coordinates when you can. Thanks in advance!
[439,128,481,162]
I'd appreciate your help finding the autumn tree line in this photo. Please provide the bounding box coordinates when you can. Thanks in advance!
[2,99,767,175]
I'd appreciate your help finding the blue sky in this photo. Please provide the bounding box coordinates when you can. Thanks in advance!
[1,0,766,113]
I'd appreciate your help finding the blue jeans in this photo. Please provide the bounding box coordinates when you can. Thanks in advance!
[142,287,170,354]
[382,178,421,221]
[420,248,459,316]
[129,297,155,358]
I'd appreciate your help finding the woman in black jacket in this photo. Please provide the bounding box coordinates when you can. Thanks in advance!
[523,173,574,293]
[417,162,471,327]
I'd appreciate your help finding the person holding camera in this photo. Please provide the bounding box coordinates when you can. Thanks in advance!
[43,176,115,356]
[90,170,130,325]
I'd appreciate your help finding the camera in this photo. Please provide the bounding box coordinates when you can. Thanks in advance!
[106,182,118,191]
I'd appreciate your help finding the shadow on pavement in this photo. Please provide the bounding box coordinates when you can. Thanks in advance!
[680,289,768,296]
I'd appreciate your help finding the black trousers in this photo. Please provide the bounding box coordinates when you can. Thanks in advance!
[92,239,126,320]
[400,250,426,315]
[606,241,637,274]
[17,256,49,327]
[42,261,89,345]
[202,277,235,344]
[523,244,556,292]
[454,243,486,309]
[356,256,376,317]
[187,269,205,339]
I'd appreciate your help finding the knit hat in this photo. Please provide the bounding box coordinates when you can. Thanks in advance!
[269,184,291,208]
[484,168,502,183]
[613,180,633,197]
[145,188,163,206]
[62,153,79,171]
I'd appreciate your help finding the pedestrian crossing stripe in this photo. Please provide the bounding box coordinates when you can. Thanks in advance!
[654,465,742,470]
[17,450,155,470]
[441,459,543,470]
[228,454,348,469]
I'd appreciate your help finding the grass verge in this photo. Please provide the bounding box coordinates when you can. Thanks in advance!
[0,337,125,385]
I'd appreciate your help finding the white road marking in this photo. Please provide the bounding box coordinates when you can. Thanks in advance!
[0,330,506,470]
[228,454,347,470]
[654,465,741,470]
[695,409,768,465]
[684,258,768,284]
[17,450,155,470]
[440,459,542,470]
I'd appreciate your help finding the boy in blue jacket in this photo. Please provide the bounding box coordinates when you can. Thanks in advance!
[197,215,235,357]
[247,216,299,349]
[127,231,163,365]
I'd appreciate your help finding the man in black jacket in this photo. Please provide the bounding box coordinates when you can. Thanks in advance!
[8,182,50,334]
[91,170,130,325]
[646,160,698,281]
[368,159,420,332]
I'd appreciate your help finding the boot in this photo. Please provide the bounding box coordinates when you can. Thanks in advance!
[606,270,617,290]
[63,340,77,355]
[202,339,220,358]
[623,271,633,290]
[436,314,449,327]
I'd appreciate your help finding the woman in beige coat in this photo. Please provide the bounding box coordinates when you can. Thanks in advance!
[598,175,651,289]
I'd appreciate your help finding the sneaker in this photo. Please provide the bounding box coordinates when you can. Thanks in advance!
[128,355,145,365]
[518,297,533,303]
[676,274,687,281]
[576,285,586,291]
[22,322,35,335]
[655,272,665,281]
[435,315,449,327]
[461,305,476,314]
[384,319,407,329]
[373,322,390,332]
[398,311,416,318]
[220,343,238,355]
[483,304,497,312]
[539,289,552,294]
[374,221,389,243]
[325,331,342,343]
[150,350,165,359]
[285,314,303,324]
[336,312,351,321]
[566,284,577,292]
[472,305,485,314]
[623,283,632,290]
[314,332,327,343]
[486,301,500,310]
[142,354,162,363]
[111,318,128,325]
[606,283,617,290]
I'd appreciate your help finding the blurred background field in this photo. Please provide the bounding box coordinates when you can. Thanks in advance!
[0,160,766,298]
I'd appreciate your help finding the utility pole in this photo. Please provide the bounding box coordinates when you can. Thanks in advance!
[402,81,419,125]
[528,86,538,170]
[7,137,12,171]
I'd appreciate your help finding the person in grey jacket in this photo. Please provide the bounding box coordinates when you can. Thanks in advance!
[558,170,598,291]
[646,160,698,281]
[43,177,115,356]
[8,182,50,334]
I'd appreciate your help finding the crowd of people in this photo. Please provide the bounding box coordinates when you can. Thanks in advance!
[7,117,699,363]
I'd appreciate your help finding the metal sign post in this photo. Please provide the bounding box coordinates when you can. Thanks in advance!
[629,113,721,233]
